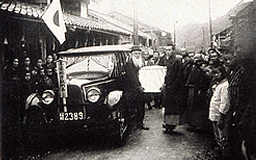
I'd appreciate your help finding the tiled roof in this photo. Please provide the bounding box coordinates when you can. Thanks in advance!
[0,1,130,35]
[63,13,131,35]
[64,13,103,30]
[0,1,44,17]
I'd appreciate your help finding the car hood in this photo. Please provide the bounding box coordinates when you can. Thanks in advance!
[68,78,92,87]
[67,71,109,87]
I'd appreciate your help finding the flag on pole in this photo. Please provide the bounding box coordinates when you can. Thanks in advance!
[42,0,66,44]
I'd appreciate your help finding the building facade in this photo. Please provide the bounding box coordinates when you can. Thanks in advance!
[1,0,131,65]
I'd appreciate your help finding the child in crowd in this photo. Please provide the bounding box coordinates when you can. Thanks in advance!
[209,65,231,158]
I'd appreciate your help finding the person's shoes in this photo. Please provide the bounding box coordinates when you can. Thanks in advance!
[145,103,153,110]
[141,125,149,130]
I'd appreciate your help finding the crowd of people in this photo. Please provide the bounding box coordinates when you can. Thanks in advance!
[2,45,254,159]
[140,46,254,160]
[3,55,58,125]
[2,54,60,158]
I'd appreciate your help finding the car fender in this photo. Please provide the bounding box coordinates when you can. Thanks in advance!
[24,93,47,124]
[25,93,42,110]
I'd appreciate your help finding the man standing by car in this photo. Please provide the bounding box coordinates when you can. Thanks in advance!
[123,45,149,130]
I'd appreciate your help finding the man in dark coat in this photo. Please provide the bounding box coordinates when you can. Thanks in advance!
[158,47,173,66]
[227,57,255,159]
[38,68,54,94]
[3,58,23,159]
[158,52,168,66]
[4,58,21,82]
[162,51,186,125]
[22,72,33,100]
[22,57,31,76]
[3,58,23,121]
[122,45,149,130]
[184,54,210,127]
[46,68,58,90]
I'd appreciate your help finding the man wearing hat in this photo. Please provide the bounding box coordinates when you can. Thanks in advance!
[130,45,145,69]
[122,45,149,130]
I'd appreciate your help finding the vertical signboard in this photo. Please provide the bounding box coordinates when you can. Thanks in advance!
[56,59,68,98]
[56,59,68,112]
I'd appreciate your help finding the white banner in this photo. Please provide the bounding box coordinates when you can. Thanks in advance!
[139,65,167,93]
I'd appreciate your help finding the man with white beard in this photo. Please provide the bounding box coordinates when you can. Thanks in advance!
[130,47,145,69]
[122,45,149,130]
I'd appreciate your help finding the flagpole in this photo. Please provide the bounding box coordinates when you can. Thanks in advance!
[203,26,206,53]
[172,5,176,50]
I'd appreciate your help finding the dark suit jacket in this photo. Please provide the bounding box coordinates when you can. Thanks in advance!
[123,60,141,92]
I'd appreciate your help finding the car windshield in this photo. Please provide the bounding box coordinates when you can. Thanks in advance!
[65,54,116,77]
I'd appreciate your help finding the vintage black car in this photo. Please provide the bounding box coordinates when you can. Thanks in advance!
[24,44,137,145]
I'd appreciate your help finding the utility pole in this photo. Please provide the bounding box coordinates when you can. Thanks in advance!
[173,17,176,50]
[133,0,139,45]
[202,26,206,53]
[209,0,213,48]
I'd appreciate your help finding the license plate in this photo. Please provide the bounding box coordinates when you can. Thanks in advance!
[59,112,84,121]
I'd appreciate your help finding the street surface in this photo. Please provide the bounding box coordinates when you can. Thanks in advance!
[26,108,220,160]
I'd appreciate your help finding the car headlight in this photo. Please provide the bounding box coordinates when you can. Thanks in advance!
[87,87,101,103]
[42,90,55,105]
[105,90,123,107]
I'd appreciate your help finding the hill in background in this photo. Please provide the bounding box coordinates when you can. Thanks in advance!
[176,2,250,52]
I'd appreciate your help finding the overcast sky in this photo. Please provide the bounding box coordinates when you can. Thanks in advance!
[89,0,252,33]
